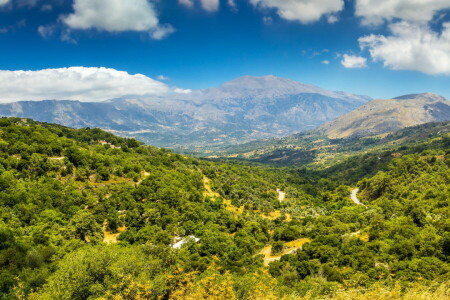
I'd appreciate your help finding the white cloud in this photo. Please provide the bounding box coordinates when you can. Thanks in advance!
[64,0,157,31]
[0,0,9,6]
[355,0,450,26]
[322,60,330,64]
[228,0,237,9]
[359,22,450,75]
[150,24,175,40]
[62,0,173,39]
[174,88,192,94]
[179,0,194,8]
[178,0,220,12]
[157,75,170,81]
[0,67,170,102]
[327,15,338,24]
[250,0,344,23]
[38,25,55,39]
[200,0,219,12]
[341,54,367,68]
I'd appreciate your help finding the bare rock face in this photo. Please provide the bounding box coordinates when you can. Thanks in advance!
[0,76,370,149]
[318,93,450,139]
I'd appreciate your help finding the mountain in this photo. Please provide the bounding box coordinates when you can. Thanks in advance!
[206,93,450,167]
[189,75,369,103]
[318,93,450,139]
[0,76,370,149]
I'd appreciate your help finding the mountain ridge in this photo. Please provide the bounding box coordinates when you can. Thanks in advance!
[393,92,447,101]
[194,75,371,103]
[0,75,371,149]
[318,92,450,139]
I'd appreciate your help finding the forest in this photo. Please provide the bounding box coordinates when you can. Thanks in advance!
[0,117,449,299]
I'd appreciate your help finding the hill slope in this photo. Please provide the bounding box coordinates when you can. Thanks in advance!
[207,120,450,168]
[318,93,450,139]
[205,93,450,166]
[1,118,450,299]
[0,76,370,149]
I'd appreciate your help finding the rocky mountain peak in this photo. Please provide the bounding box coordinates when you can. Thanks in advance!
[198,75,370,103]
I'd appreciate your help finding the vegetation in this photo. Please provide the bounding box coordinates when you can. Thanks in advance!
[0,118,449,299]
[208,121,450,169]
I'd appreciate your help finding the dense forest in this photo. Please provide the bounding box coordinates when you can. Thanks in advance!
[1,118,449,299]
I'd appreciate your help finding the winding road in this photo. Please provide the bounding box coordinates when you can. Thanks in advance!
[351,188,365,206]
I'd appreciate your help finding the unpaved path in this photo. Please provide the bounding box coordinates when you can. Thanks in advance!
[136,171,150,185]
[351,188,365,206]
[49,156,65,160]
[259,238,311,266]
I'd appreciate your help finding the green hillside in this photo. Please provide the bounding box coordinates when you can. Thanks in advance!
[0,118,449,299]
[206,121,450,169]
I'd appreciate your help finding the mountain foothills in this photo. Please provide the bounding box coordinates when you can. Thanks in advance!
[215,93,450,167]
[319,93,450,139]
[1,118,450,299]
[0,76,370,150]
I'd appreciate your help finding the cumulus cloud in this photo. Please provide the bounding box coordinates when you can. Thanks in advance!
[327,15,338,24]
[174,88,192,94]
[341,54,367,68]
[359,22,450,75]
[250,0,344,23]
[0,67,170,102]
[150,24,175,40]
[200,0,219,12]
[179,0,221,12]
[322,60,330,64]
[355,0,450,26]
[62,0,173,39]
[354,1,450,75]
[179,0,194,7]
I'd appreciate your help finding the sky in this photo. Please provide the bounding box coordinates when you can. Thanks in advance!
[0,0,450,102]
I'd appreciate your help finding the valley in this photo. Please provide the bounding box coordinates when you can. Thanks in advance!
[0,115,449,299]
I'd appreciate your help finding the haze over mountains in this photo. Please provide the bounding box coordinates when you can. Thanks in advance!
[0,75,370,149]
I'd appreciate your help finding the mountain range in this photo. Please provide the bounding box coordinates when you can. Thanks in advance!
[210,93,450,166]
[0,75,370,149]
[318,93,450,138]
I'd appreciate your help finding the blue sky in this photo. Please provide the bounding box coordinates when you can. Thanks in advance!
[0,0,450,102]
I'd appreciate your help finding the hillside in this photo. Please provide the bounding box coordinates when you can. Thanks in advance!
[205,93,450,167]
[204,120,450,168]
[318,93,450,139]
[0,76,370,150]
[1,118,450,299]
